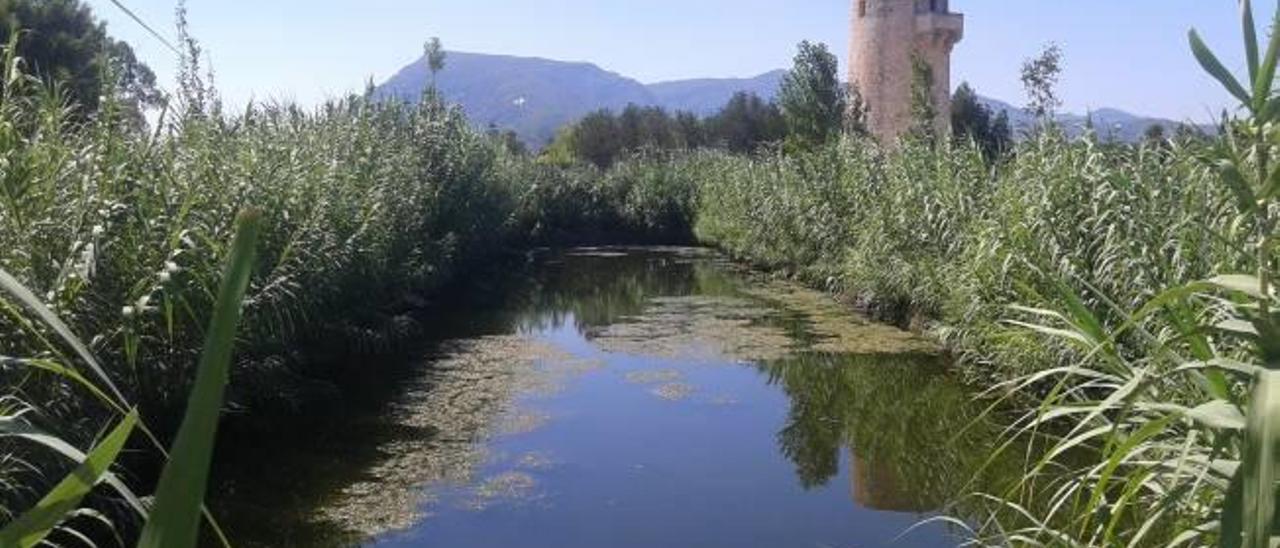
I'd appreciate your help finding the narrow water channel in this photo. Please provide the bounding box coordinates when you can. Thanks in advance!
[211,248,1007,547]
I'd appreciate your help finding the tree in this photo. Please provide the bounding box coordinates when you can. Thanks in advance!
[991,109,1012,155]
[571,110,622,168]
[908,55,939,143]
[1142,123,1167,146]
[543,92,787,166]
[486,123,527,156]
[1021,43,1064,125]
[674,111,706,149]
[951,82,1010,160]
[423,36,446,88]
[778,41,846,151]
[951,82,989,141]
[1172,122,1206,143]
[0,0,161,122]
[707,92,786,154]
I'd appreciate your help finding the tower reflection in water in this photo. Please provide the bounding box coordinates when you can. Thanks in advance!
[762,351,1004,516]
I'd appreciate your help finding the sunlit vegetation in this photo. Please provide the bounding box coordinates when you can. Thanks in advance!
[0,14,693,544]
[690,3,1280,544]
[1,0,1277,545]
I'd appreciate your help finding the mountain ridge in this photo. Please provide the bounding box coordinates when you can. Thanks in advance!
[377,51,1198,147]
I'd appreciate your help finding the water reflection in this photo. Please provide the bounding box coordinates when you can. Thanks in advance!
[511,247,736,334]
[761,353,996,516]
[210,247,1005,548]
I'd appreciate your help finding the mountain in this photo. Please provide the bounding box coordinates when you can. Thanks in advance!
[377,52,654,146]
[978,97,1204,141]
[378,51,1197,147]
[648,70,788,115]
[377,52,789,146]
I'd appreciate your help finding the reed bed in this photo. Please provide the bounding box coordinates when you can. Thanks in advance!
[2,2,1277,545]
[0,34,690,541]
[685,5,1279,543]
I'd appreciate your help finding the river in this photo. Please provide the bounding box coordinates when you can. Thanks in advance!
[209,247,1007,547]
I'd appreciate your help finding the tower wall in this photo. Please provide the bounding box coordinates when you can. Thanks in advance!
[850,0,963,143]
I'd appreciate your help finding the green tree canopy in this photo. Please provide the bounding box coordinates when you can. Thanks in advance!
[706,91,786,154]
[542,95,784,168]
[951,82,1011,160]
[0,0,161,122]
[778,41,846,152]
[1021,43,1064,125]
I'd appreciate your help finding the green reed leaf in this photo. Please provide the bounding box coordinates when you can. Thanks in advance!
[1191,29,1254,106]
[1240,371,1280,547]
[1242,0,1260,83]
[136,210,261,548]
[1253,1,1280,115]
[1188,399,1247,431]
[0,411,137,548]
[0,269,127,406]
[1210,275,1270,300]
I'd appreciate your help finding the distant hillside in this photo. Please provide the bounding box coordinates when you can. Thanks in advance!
[648,70,787,115]
[377,52,654,146]
[378,51,1199,147]
[978,97,1207,141]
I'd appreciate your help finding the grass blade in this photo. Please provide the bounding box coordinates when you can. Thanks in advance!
[1191,29,1253,106]
[0,411,138,548]
[0,269,128,406]
[1242,370,1280,547]
[1242,0,1259,83]
[136,210,261,548]
[1253,1,1280,114]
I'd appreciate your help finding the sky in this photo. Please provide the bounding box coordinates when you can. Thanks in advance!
[84,0,1278,123]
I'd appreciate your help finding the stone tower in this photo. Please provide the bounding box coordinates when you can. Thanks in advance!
[849,0,964,142]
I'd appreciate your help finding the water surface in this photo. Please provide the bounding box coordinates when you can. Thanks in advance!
[213,248,1003,547]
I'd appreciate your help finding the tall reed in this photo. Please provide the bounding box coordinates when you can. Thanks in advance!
[0,26,689,541]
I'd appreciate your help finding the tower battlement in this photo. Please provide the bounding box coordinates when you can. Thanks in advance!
[850,0,964,142]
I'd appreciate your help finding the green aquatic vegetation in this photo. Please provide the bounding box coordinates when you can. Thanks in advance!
[311,334,580,538]
[649,382,696,401]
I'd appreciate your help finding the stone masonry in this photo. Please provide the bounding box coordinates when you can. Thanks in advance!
[849,0,964,142]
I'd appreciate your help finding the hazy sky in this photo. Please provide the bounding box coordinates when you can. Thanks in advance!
[85,0,1277,122]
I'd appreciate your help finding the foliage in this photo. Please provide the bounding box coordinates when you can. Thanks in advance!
[423,36,445,83]
[0,0,161,125]
[0,18,697,542]
[688,2,1277,544]
[1142,123,1168,145]
[0,0,1269,546]
[778,40,846,152]
[1021,43,1064,124]
[542,95,784,167]
[951,82,1011,160]
[845,83,869,137]
[137,211,259,548]
[908,55,939,143]
[705,91,786,154]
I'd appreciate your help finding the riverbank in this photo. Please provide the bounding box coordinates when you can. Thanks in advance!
[2,29,1267,544]
[207,247,1007,547]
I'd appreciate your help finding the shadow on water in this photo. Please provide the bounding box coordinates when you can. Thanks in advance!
[208,247,1012,548]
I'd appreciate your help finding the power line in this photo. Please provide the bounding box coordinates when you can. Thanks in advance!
[105,0,179,55]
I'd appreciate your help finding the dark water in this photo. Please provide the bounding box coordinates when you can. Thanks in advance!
[211,248,1006,548]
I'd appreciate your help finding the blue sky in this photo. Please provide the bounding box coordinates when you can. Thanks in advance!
[85,0,1277,122]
